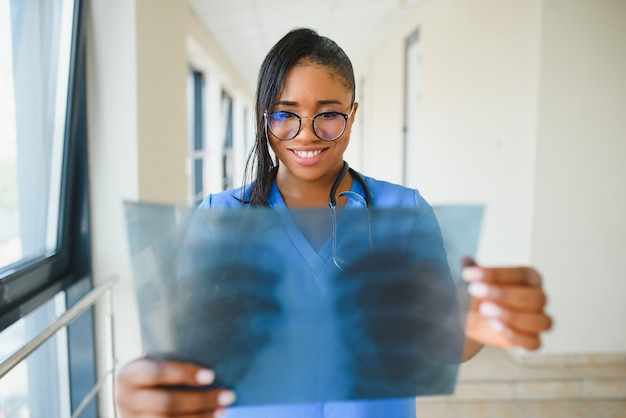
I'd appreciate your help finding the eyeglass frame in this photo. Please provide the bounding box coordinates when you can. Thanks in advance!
[264,104,356,142]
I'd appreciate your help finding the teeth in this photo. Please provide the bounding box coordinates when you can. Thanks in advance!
[294,149,322,158]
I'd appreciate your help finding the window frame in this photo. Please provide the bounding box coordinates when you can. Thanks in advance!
[188,68,206,206]
[221,89,234,191]
[403,28,421,187]
[0,0,89,332]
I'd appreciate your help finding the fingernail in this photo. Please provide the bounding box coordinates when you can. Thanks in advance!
[462,266,484,282]
[489,319,505,333]
[218,390,236,406]
[195,369,215,385]
[468,283,502,299]
[214,408,227,417]
[479,301,501,317]
[467,282,489,298]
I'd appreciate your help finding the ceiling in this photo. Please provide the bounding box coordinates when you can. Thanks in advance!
[188,0,422,92]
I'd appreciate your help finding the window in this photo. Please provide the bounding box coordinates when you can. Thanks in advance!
[188,69,206,206]
[0,293,71,418]
[403,29,420,187]
[0,0,74,273]
[0,0,96,416]
[221,90,234,191]
[243,106,251,151]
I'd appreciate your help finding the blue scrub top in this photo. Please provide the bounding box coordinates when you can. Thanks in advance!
[198,173,447,418]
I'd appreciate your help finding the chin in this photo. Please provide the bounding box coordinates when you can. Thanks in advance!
[282,164,327,182]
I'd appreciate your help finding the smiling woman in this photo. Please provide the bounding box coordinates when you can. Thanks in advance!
[115,27,551,418]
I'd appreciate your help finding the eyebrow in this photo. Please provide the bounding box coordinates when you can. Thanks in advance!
[273,99,345,107]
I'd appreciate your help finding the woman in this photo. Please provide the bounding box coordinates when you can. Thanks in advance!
[116,28,552,417]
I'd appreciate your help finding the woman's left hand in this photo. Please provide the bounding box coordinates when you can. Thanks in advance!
[462,261,553,350]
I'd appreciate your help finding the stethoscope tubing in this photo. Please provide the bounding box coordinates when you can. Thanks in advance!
[328,161,372,209]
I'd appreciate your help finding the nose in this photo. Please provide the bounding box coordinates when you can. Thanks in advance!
[296,116,318,141]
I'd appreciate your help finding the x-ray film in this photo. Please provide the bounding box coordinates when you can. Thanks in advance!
[124,201,484,406]
[432,204,484,283]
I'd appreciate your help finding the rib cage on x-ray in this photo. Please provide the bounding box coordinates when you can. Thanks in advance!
[125,202,483,406]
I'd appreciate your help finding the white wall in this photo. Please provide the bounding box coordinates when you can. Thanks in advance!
[530,0,626,354]
[359,0,542,265]
[88,0,190,372]
[359,0,626,355]
[86,0,140,413]
[136,0,188,204]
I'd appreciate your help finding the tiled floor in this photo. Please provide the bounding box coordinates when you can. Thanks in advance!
[415,347,626,417]
[417,400,626,417]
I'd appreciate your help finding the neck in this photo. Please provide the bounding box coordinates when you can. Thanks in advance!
[276,162,351,207]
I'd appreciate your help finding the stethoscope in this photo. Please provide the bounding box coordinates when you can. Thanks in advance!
[328,161,373,269]
[328,161,372,209]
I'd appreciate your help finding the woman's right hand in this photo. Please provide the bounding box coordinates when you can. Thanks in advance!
[115,358,236,417]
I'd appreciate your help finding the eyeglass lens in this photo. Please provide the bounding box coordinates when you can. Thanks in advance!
[267,111,347,141]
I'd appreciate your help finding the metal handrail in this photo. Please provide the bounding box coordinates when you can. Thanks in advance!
[72,367,115,418]
[0,276,118,379]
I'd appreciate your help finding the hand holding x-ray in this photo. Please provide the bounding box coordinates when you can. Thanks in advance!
[462,259,552,352]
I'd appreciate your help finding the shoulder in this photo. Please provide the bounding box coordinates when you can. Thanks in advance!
[358,173,448,263]
[198,184,251,209]
[359,174,430,209]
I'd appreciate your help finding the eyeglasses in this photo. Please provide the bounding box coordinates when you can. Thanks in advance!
[264,105,355,141]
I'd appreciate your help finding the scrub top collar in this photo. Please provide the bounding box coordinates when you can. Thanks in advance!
[267,176,368,209]
[265,177,368,275]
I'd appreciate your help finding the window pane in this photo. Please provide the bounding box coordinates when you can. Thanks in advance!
[194,158,204,203]
[222,91,233,190]
[192,71,204,152]
[187,69,206,205]
[0,292,70,418]
[0,0,75,271]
